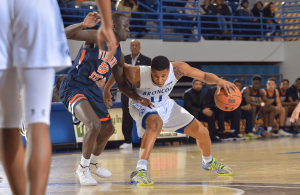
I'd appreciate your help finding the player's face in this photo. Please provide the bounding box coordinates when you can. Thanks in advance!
[252,80,261,91]
[281,81,289,91]
[295,80,300,90]
[151,68,170,87]
[115,16,130,42]
[234,82,242,91]
[267,80,276,91]
[192,81,203,91]
[130,41,141,56]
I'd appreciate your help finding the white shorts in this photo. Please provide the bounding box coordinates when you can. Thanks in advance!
[129,98,195,138]
[0,0,71,72]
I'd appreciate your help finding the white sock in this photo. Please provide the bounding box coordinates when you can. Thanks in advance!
[267,126,272,133]
[90,154,100,164]
[136,159,148,171]
[202,155,212,164]
[252,128,256,132]
[230,129,235,133]
[80,156,90,167]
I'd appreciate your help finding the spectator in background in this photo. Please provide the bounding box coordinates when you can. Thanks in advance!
[52,75,65,102]
[262,79,291,136]
[234,79,257,139]
[235,0,259,40]
[120,40,151,149]
[241,75,277,138]
[183,79,221,142]
[262,2,282,38]
[116,0,137,18]
[251,1,264,17]
[215,0,232,35]
[201,0,219,40]
[206,77,241,140]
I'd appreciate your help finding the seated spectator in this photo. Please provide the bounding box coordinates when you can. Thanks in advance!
[234,79,256,139]
[201,0,219,40]
[206,77,242,141]
[287,78,300,134]
[262,2,282,38]
[251,1,264,17]
[215,0,232,35]
[234,0,259,40]
[241,75,277,137]
[183,79,221,141]
[262,79,291,136]
[52,75,65,102]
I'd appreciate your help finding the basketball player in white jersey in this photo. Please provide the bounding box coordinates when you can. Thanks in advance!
[0,0,71,194]
[104,56,236,185]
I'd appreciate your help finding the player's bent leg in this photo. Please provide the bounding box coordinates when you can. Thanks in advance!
[90,122,114,178]
[0,68,26,195]
[18,68,55,195]
[74,100,101,185]
[184,119,233,176]
[131,114,162,186]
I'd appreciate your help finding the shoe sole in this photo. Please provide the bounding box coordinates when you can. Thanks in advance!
[131,179,154,186]
[75,172,97,186]
[92,172,111,178]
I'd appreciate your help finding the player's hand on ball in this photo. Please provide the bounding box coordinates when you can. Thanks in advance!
[103,90,113,109]
[290,103,300,123]
[216,79,237,96]
[83,12,101,28]
[138,97,155,109]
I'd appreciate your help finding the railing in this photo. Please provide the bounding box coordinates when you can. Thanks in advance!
[60,0,300,41]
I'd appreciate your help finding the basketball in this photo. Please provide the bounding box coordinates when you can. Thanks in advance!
[214,88,242,111]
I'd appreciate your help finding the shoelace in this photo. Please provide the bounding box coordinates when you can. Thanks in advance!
[138,170,148,178]
[78,167,94,179]
[91,162,104,170]
[213,160,225,170]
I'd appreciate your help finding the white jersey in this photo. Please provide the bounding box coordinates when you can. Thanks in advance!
[134,63,178,107]
[129,63,195,138]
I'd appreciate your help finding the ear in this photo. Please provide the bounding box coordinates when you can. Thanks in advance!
[113,23,117,32]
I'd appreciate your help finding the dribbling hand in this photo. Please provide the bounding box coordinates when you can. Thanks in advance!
[216,79,237,96]
[138,97,155,109]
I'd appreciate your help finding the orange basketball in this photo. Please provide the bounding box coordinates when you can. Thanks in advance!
[214,88,242,111]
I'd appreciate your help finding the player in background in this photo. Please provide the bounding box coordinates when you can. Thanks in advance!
[262,79,291,136]
[0,0,71,194]
[104,56,237,185]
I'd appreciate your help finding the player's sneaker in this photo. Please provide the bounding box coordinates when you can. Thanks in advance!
[90,163,111,178]
[131,169,154,186]
[202,158,233,176]
[244,133,258,140]
[75,164,97,186]
[262,131,279,138]
[278,129,293,137]
[119,143,133,149]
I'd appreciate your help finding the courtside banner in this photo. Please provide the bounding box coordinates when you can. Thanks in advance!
[73,108,124,143]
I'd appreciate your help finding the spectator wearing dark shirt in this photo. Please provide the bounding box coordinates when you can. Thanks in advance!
[206,77,242,140]
[183,79,221,141]
[234,79,256,139]
[215,0,232,35]
[201,0,219,39]
[262,2,281,37]
[251,1,264,17]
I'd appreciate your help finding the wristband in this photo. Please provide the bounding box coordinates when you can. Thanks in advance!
[261,102,265,107]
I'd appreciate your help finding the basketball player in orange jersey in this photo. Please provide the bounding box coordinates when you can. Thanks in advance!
[104,56,237,185]
[262,79,292,136]
[241,75,277,137]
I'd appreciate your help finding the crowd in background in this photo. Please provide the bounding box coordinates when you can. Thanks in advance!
[183,76,300,142]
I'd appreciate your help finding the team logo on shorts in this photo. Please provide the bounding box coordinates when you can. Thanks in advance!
[60,43,70,56]
[139,108,146,116]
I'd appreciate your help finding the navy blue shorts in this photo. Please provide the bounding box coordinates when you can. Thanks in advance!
[59,77,111,125]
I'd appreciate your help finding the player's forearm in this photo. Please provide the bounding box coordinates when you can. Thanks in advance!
[118,82,141,101]
[96,0,113,29]
[65,22,85,39]
[203,72,220,85]
[104,74,116,93]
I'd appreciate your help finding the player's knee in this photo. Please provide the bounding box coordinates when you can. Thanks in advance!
[147,119,162,133]
[101,123,115,137]
[86,120,101,134]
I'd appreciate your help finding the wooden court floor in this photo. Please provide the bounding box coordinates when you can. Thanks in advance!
[1,138,300,195]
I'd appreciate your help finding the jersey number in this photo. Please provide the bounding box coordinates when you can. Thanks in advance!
[97,62,109,75]
[150,95,162,103]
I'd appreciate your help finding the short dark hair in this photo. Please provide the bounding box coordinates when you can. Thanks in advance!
[295,77,300,83]
[282,79,289,84]
[252,75,262,82]
[112,12,126,24]
[150,56,170,71]
[233,79,242,84]
[267,78,276,84]
[192,79,202,84]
